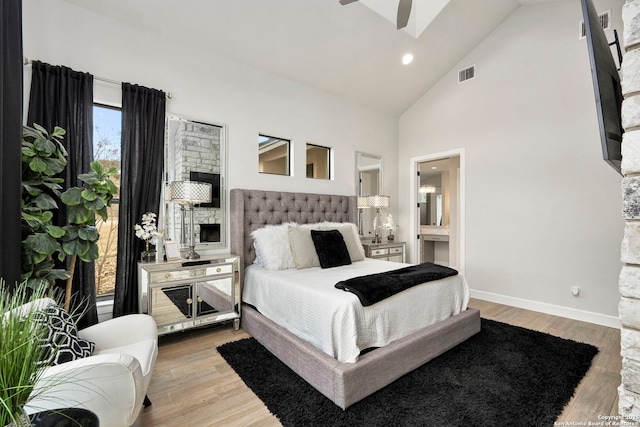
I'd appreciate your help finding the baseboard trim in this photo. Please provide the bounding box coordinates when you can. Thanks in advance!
[470,289,621,329]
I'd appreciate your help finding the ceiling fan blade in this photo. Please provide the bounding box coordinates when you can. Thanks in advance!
[339,0,359,5]
[397,0,412,29]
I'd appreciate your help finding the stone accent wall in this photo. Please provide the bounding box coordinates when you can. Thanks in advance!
[620,0,640,419]
[169,122,222,244]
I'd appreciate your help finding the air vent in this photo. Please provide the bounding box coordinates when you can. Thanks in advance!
[579,10,610,39]
[458,66,475,83]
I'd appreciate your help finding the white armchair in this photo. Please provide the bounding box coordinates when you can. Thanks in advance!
[23,298,158,427]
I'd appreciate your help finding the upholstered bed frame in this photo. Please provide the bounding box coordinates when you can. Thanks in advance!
[230,188,481,409]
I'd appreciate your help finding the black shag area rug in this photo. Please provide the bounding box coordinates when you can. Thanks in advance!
[217,318,598,427]
[163,287,216,318]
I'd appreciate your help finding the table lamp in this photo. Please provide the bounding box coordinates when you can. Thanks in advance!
[168,181,212,259]
[368,195,390,243]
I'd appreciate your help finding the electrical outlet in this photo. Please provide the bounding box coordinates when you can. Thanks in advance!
[571,286,580,297]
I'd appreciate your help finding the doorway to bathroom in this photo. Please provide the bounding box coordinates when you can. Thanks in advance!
[409,149,464,273]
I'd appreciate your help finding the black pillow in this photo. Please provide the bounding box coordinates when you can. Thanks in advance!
[311,229,352,269]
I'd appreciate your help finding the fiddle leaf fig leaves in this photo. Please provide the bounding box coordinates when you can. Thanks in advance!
[78,226,99,241]
[29,156,47,173]
[61,187,84,206]
[21,124,117,292]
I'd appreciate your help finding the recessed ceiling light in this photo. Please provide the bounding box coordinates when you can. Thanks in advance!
[402,53,414,65]
[431,166,438,170]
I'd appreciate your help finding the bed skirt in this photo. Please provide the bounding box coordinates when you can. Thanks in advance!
[241,304,481,409]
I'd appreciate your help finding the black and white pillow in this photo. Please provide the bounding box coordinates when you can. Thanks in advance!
[35,305,95,366]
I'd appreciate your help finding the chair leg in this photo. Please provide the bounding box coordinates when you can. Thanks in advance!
[144,395,152,407]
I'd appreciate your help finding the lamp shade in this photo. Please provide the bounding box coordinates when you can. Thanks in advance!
[369,195,390,208]
[357,196,371,209]
[169,181,212,204]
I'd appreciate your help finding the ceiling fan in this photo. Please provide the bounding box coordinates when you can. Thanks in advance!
[339,0,413,30]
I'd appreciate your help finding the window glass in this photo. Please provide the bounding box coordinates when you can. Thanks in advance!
[306,143,330,180]
[259,134,290,176]
[93,104,122,296]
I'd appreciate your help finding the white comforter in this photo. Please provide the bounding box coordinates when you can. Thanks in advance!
[242,259,469,363]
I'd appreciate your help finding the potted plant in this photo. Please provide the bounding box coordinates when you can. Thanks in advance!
[21,124,118,310]
[382,214,399,241]
[21,125,71,292]
[59,160,117,310]
[134,212,162,262]
[0,282,52,427]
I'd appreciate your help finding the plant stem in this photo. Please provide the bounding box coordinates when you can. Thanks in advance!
[65,254,77,312]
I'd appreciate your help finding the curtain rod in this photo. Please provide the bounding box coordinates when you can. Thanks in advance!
[23,57,172,99]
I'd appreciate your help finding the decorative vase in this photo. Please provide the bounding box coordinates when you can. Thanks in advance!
[141,250,156,263]
[141,241,156,263]
[387,234,395,242]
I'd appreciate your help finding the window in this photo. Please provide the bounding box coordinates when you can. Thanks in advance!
[306,143,330,179]
[93,104,122,296]
[258,134,290,176]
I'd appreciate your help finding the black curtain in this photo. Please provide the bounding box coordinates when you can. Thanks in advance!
[114,83,166,317]
[0,0,23,290]
[26,61,97,326]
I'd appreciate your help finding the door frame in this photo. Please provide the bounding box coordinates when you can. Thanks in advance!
[409,148,465,274]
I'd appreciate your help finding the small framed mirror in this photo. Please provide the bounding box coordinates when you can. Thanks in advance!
[165,114,227,253]
[355,152,382,238]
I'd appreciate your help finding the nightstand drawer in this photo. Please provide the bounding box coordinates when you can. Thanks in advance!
[371,248,389,256]
[150,264,233,283]
[389,247,403,255]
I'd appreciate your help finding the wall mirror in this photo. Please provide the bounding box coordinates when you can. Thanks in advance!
[164,114,227,252]
[355,152,382,238]
[419,159,450,228]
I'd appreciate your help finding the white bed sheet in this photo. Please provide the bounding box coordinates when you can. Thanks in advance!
[242,259,469,363]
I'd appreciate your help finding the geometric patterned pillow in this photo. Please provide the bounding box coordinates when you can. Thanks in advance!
[34,305,95,366]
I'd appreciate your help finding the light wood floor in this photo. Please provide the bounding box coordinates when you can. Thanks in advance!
[132,298,621,427]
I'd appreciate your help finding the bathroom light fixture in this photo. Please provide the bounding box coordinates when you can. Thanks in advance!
[419,185,436,194]
[169,181,212,259]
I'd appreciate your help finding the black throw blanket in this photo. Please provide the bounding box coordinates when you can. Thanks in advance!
[335,262,458,306]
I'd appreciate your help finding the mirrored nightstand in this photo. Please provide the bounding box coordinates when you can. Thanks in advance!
[362,241,406,263]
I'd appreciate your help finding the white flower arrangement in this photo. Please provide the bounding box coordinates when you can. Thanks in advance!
[134,212,162,248]
[382,214,399,234]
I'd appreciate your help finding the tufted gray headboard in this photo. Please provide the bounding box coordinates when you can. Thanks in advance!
[230,189,357,270]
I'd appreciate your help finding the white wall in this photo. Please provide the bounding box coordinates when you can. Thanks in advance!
[21,0,399,216]
[398,0,624,326]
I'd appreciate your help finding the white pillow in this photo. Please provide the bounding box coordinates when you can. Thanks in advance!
[289,222,365,268]
[253,242,265,267]
[288,225,320,269]
[251,223,297,270]
[314,222,365,262]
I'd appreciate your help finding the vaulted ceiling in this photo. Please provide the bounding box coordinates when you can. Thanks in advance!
[59,0,558,116]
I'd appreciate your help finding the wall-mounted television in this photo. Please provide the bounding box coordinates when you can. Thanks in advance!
[189,171,220,208]
[581,0,624,175]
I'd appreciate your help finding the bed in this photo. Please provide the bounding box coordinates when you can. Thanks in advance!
[230,189,480,409]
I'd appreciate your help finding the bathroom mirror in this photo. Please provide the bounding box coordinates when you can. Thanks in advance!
[164,114,227,252]
[419,169,443,227]
[418,159,450,227]
[355,152,382,237]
